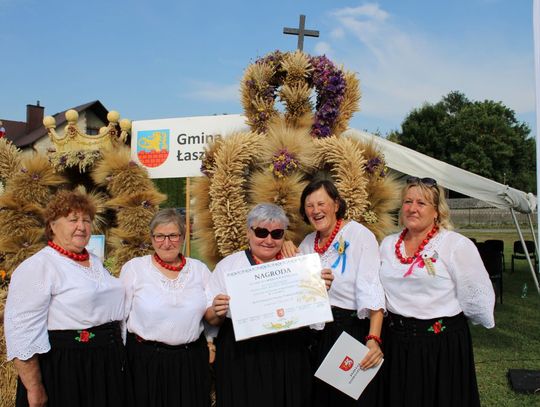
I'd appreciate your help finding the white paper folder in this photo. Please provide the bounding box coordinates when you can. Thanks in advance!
[314,331,383,400]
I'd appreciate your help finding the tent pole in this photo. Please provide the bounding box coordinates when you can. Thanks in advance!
[527,213,539,255]
[534,0,540,292]
[511,209,540,295]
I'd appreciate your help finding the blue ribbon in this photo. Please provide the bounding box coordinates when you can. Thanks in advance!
[331,239,349,274]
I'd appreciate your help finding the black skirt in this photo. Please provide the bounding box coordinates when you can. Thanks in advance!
[126,331,210,407]
[16,321,130,407]
[214,318,312,407]
[382,312,480,407]
[311,307,384,407]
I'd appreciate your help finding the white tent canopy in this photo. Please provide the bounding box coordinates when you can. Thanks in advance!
[345,129,537,214]
[346,128,540,294]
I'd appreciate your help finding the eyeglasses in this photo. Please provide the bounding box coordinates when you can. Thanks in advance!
[250,227,285,240]
[152,233,182,242]
[406,177,437,187]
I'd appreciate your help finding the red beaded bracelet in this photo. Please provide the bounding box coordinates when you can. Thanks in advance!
[365,334,382,346]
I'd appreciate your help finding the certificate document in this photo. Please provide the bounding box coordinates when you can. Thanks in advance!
[315,331,383,400]
[224,253,333,341]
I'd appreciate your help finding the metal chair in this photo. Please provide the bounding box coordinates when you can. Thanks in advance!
[511,240,537,273]
[484,239,505,272]
[477,242,504,304]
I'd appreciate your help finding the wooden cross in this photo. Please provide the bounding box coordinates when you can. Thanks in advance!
[283,14,319,51]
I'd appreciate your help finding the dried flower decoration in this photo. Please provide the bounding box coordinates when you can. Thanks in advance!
[310,55,346,138]
[241,50,358,138]
[364,155,388,179]
[270,148,299,178]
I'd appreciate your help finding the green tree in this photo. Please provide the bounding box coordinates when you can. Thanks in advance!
[153,178,186,208]
[388,91,536,192]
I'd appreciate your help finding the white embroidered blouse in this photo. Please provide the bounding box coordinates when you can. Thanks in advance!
[120,255,212,345]
[298,220,386,318]
[4,247,125,361]
[379,229,495,328]
[206,251,252,319]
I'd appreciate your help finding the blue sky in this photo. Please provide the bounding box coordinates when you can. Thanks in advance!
[1,0,537,137]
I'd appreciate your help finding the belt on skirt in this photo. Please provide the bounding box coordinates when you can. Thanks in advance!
[386,312,467,337]
[127,331,205,351]
[48,321,122,348]
[329,306,362,326]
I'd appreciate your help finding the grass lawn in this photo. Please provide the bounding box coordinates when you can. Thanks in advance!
[460,228,540,406]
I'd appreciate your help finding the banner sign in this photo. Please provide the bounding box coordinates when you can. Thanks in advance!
[131,114,248,179]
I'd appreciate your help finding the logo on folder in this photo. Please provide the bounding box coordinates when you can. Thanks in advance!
[137,129,169,168]
[339,356,354,371]
[276,308,285,318]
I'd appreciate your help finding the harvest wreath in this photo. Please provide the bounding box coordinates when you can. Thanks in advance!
[240,50,360,137]
[194,51,399,267]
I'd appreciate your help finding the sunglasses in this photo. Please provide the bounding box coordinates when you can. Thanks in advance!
[250,227,285,240]
[406,176,437,187]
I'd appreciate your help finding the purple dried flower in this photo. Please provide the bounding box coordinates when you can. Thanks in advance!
[365,157,382,174]
[271,148,299,178]
[309,55,346,138]
[364,156,387,178]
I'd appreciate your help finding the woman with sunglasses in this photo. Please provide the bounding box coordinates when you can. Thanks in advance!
[379,177,494,407]
[205,203,332,407]
[119,208,213,407]
[296,178,386,407]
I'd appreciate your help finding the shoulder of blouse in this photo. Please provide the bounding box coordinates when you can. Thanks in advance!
[12,247,60,278]
[213,251,246,271]
[187,257,211,272]
[345,220,378,240]
[123,254,150,267]
[299,231,316,245]
[381,232,399,246]
[438,229,474,250]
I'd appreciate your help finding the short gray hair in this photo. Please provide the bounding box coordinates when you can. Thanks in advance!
[149,208,186,236]
[246,203,289,229]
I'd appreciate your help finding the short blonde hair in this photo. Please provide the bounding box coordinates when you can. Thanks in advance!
[399,181,453,230]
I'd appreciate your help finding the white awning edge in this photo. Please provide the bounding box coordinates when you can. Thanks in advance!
[344,129,536,214]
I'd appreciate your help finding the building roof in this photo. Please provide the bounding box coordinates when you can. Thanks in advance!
[2,100,109,148]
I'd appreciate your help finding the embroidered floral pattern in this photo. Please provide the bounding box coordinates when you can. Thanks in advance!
[428,319,446,334]
[75,330,95,342]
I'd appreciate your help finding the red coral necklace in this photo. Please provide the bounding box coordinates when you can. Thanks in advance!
[154,253,186,272]
[395,226,438,264]
[48,240,89,261]
[314,218,343,255]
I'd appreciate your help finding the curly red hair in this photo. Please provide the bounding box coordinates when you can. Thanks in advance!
[44,190,96,240]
